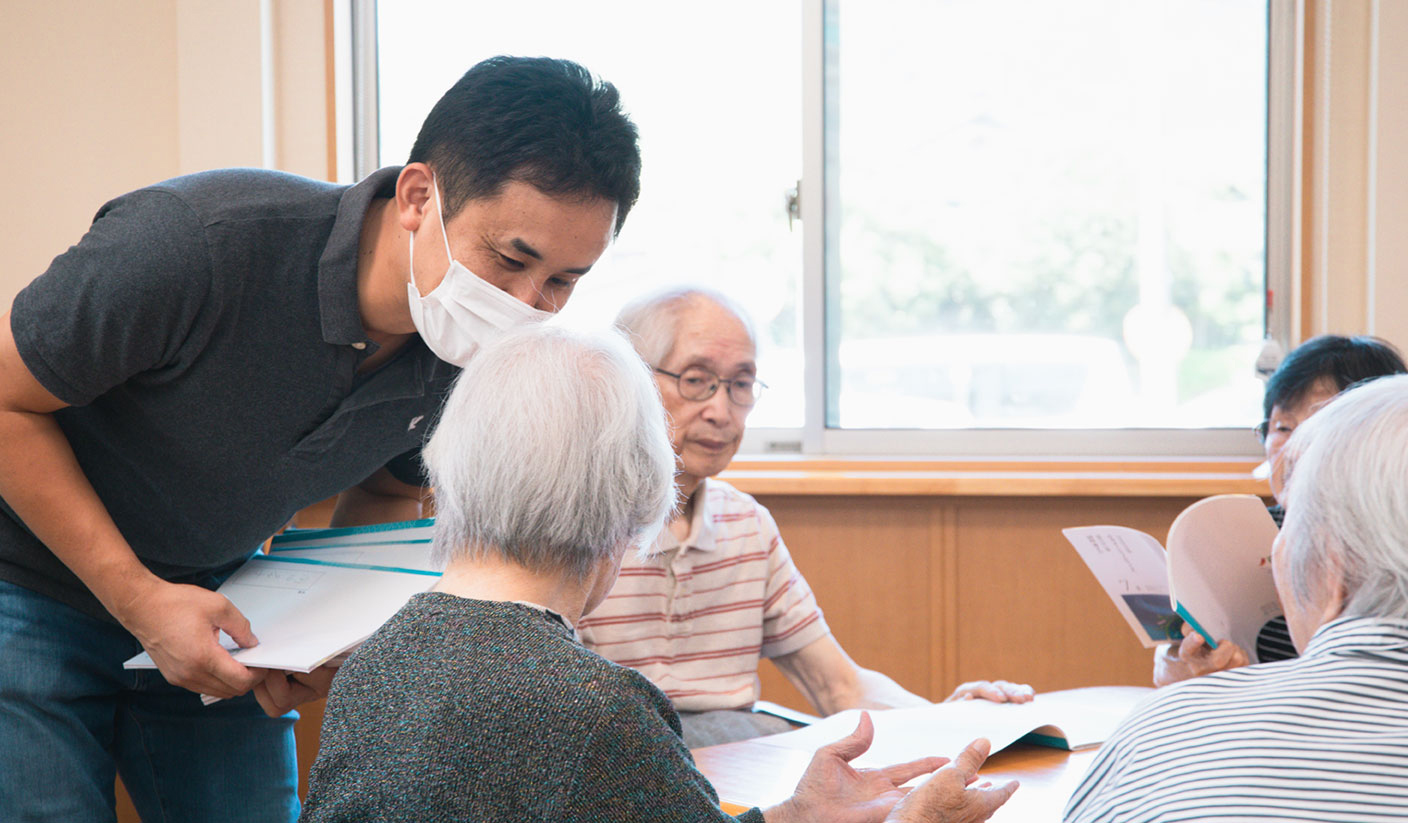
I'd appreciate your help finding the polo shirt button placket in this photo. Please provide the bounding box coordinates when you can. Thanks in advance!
[671,552,692,637]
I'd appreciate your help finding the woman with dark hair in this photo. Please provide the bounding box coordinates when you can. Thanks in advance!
[1153,334,1406,686]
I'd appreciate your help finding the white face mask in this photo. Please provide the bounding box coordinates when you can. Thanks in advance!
[406,180,551,367]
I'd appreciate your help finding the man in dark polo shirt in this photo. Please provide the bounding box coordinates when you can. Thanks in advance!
[0,56,639,822]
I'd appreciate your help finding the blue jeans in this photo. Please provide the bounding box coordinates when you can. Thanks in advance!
[0,580,299,822]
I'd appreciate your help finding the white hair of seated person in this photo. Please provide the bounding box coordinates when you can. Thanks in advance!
[1280,374,1408,621]
[614,286,757,365]
[422,324,677,576]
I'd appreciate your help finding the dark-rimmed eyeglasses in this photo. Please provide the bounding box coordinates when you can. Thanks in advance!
[654,366,766,407]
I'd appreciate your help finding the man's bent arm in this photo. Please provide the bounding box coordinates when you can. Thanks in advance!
[0,314,261,698]
[770,635,929,715]
[330,467,427,527]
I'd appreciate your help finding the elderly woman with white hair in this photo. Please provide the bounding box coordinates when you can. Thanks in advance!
[300,324,1016,823]
[1065,373,1408,822]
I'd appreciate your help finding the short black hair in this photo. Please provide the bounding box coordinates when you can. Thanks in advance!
[408,56,641,234]
[1264,334,1407,417]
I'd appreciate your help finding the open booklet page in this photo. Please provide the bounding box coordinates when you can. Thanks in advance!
[755,686,1153,765]
[1063,526,1182,647]
[698,687,1152,809]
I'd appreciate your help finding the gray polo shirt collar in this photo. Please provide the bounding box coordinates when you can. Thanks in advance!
[317,166,403,347]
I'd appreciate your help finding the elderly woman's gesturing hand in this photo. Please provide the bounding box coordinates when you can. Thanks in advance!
[884,738,1018,822]
[764,714,1017,823]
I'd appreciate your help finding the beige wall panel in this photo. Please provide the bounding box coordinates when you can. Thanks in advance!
[750,494,1207,712]
[0,0,180,311]
[176,0,264,173]
[951,497,1194,692]
[1369,0,1408,350]
[754,496,938,709]
[1315,0,1371,335]
[276,0,334,179]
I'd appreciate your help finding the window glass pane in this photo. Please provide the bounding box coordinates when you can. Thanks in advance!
[830,0,1268,430]
[377,2,804,427]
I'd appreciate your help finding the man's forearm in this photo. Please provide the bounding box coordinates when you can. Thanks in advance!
[0,407,157,619]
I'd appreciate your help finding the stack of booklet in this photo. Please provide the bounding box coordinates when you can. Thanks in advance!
[1062,494,1282,659]
[123,519,439,675]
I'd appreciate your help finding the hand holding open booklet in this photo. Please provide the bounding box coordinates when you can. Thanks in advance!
[1062,494,1282,659]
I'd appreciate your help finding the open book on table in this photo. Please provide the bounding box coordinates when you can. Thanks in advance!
[1062,494,1282,659]
[759,686,1152,765]
[123,518,440,674]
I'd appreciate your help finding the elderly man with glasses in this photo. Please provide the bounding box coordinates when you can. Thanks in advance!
[578,287,1031,749]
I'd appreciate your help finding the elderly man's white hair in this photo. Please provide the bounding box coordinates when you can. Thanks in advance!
[1281,373,1408,618]
[422,324,676,576]
[614,287,757,366]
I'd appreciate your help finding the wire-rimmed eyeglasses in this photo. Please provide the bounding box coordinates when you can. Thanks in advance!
[654,366,766,407]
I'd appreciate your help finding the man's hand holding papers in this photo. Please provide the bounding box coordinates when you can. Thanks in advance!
[118,578,262,700]
[123,520,440,708]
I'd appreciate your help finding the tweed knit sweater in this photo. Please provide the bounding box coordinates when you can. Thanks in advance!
[301,593,765,822]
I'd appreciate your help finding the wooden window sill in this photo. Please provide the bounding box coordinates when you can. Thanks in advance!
[718,457,1269,498]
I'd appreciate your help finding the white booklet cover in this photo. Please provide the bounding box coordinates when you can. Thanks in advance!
[1165,495,1281,658]
[123,519,440,673]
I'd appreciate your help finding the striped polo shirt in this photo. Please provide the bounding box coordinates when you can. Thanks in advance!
[1066,616,1408,822]
[578,478,830,712]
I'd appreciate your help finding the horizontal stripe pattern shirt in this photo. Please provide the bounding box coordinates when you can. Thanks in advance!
[1066,616,1408,822]
[578,478,830,712]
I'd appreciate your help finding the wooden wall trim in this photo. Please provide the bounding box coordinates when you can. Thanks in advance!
[720,468,1268,498]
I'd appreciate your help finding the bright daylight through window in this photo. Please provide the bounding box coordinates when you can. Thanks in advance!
[370,0,1275,450]
[374,0,804,429]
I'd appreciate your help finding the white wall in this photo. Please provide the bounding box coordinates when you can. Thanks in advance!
[0,1,181,311]
[0,0,331,311]
[1302,0,1408,351]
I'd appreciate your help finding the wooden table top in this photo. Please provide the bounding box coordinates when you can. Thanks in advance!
[694,738,1096,821]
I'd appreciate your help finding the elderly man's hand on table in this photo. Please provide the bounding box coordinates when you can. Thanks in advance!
[763,713,1016,823]
[943,680,1034,704]
[1153,630,1249,687]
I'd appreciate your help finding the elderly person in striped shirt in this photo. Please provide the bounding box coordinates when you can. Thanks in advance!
[578,287,1031,749]
[1153,334,1406,686]
[1065,373,1408,822]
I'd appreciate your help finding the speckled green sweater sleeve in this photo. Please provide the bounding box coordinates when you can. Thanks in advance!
[558,693,767,822]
